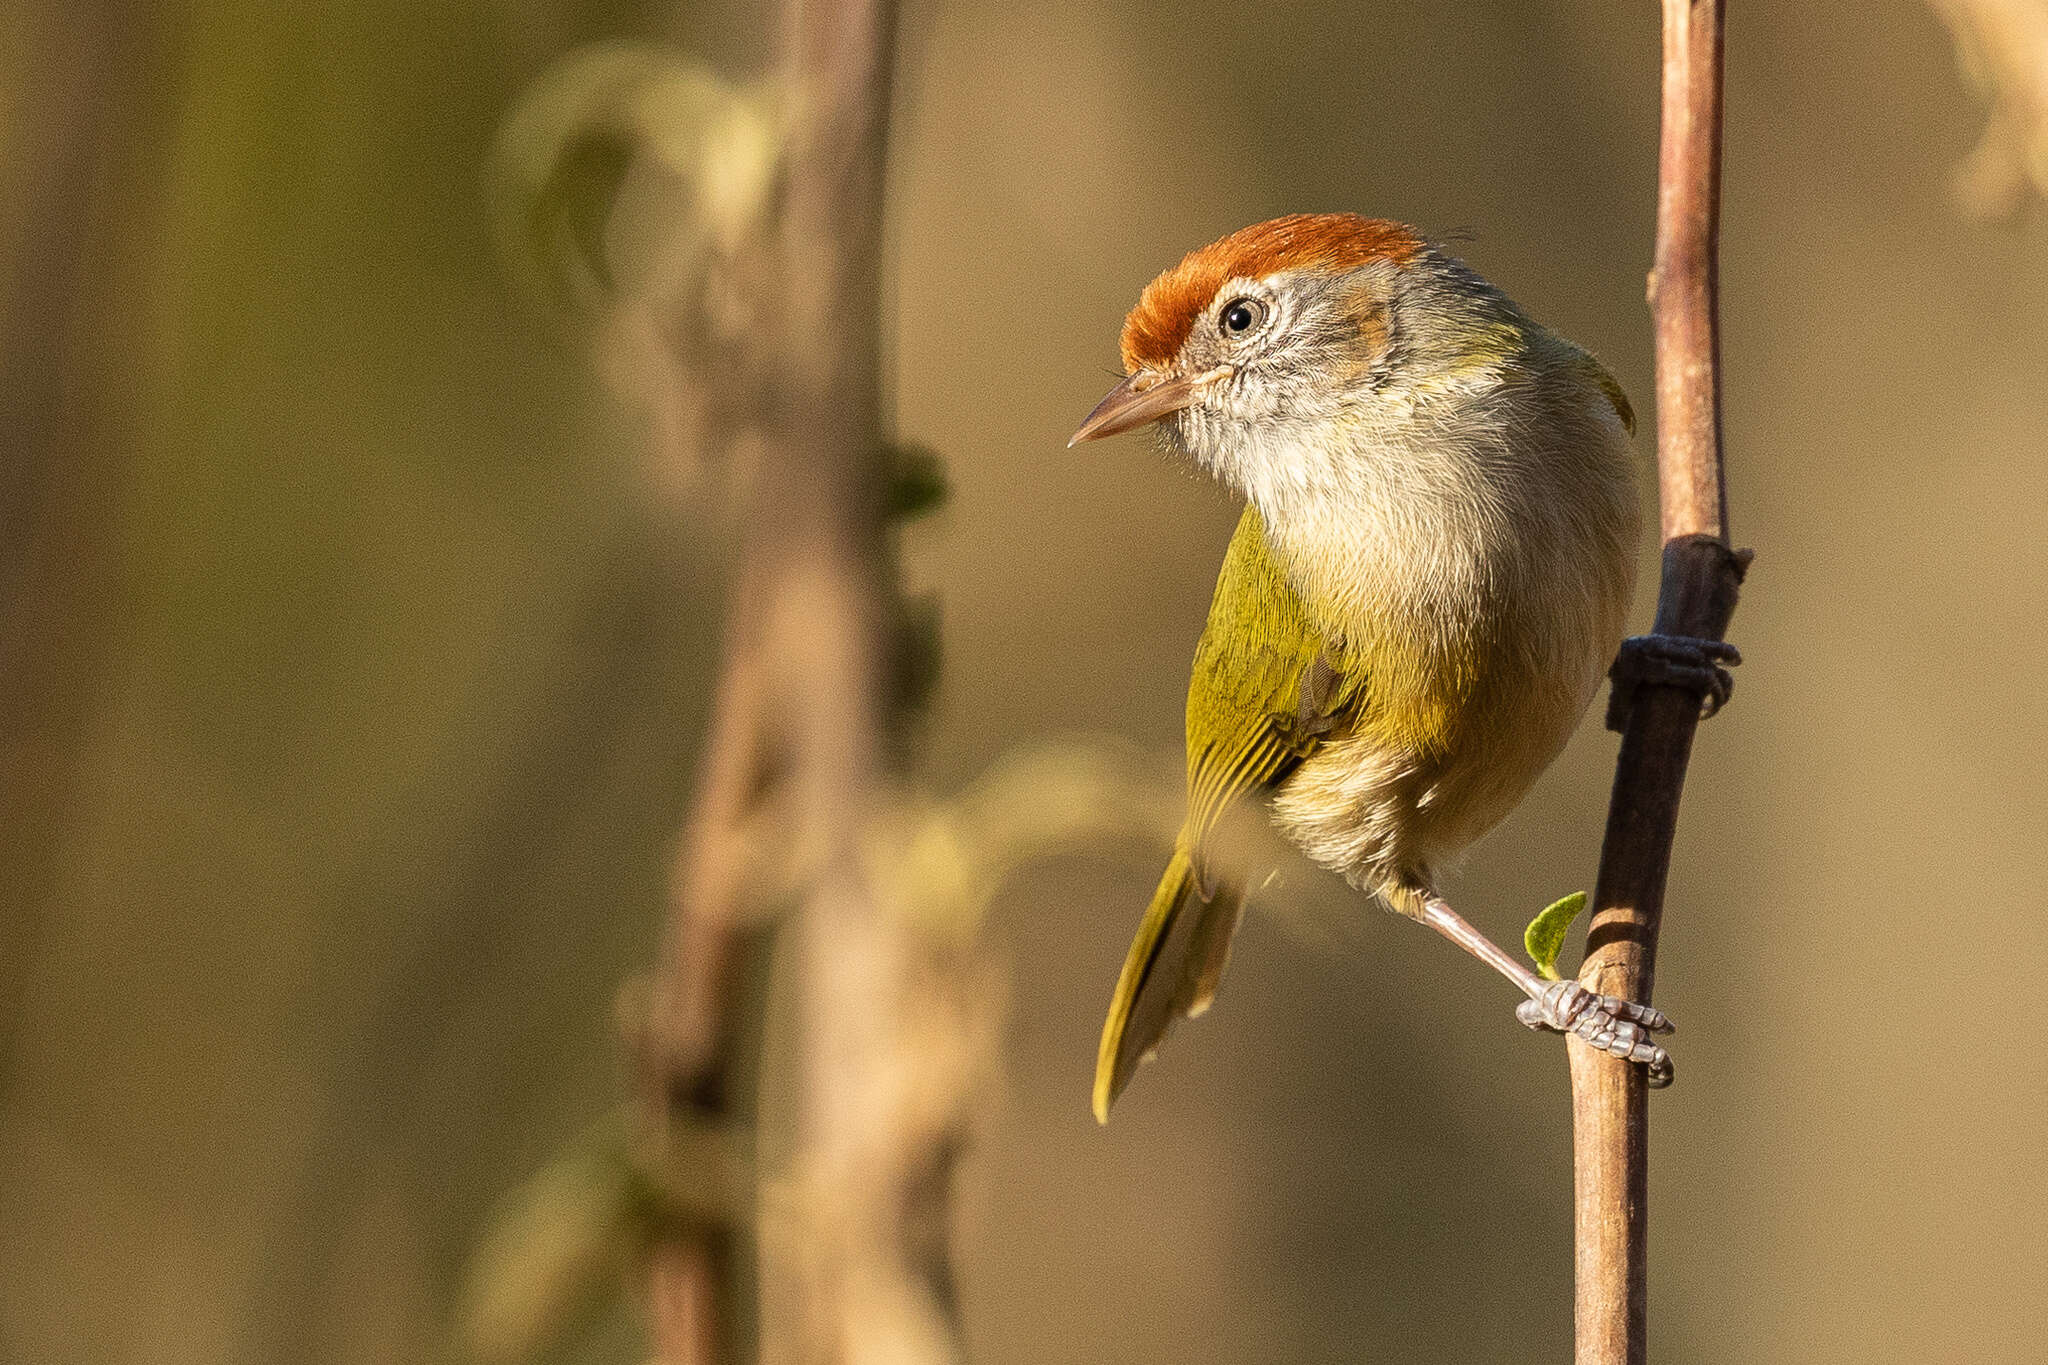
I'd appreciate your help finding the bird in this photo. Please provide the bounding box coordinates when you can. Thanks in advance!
[1070,212,1684,1123]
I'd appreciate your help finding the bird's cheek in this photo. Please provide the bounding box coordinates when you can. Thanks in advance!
[1179,412,1251,484]
[1156,409,1200,459]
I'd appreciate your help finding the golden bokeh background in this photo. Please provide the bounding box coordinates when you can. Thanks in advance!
[3,2,2044,1362]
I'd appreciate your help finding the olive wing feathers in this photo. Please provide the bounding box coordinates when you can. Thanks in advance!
[1182,505,1366,855]
[1093,506,1365,1120]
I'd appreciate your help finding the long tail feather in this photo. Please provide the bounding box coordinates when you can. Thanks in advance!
[1093,846,1246,1123]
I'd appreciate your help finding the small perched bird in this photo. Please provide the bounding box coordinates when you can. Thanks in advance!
[1072,213,1682,1122]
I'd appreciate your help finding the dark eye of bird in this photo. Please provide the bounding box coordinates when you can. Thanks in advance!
[1220,299,1261,335]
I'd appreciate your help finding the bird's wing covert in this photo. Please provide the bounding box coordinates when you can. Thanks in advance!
[1579,351,1636,434]
[1181,506,1365,859]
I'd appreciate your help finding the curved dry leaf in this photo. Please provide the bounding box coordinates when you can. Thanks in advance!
[486,41,785,319]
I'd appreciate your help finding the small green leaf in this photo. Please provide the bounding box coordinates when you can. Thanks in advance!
[1524,891,1589,981]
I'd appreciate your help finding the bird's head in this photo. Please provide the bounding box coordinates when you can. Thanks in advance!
[1069,214,1519,493]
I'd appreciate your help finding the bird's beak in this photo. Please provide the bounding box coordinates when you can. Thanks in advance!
[1067,370,1211,447]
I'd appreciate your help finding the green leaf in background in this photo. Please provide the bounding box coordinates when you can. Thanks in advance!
[1524,891,1589,981]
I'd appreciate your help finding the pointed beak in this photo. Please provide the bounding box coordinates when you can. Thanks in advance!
[1067,370,1210,447]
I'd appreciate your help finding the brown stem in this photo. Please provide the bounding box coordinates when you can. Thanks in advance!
[641,0,906,1361]
[0,1,154,1104]
[1571,3,1748,1362]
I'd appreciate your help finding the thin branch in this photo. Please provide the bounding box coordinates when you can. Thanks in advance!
[1571,4,1749,1363]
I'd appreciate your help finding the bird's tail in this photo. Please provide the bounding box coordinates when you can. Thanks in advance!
[1093,845,1246,1123]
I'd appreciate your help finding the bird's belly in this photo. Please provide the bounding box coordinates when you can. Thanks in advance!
[1269,664,1595,908]
[1253,415,1639,910]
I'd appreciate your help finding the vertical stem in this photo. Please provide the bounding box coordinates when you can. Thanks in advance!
[1647,0,1728,552]
[0,0,152,1102]
[1572,3,1744,1363]
[643,0,905,1361]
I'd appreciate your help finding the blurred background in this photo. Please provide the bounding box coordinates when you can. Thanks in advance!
[4,1,2046,1362]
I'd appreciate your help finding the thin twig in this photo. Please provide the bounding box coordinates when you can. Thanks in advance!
[1571,3,1748,1362]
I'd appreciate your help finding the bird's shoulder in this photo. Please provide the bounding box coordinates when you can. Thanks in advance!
[1524,327,1636,435]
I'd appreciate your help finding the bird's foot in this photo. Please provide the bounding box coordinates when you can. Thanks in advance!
[1515,980,1675,1087]
[1606,634,1742,732]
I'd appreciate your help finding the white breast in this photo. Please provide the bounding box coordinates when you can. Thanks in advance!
[1232,378,1642,909]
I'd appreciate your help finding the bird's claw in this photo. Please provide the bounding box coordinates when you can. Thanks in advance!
[1516,979,1675,1087]
[1606,634,1742,731]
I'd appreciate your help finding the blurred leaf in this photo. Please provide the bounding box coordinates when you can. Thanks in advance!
[458,1116,644,1364]
[881,740,1185,939]
[487,42,785,318]
[892,592,943,720]
[884,441,949,521]
[1524,891,1588,982]
[527,130,636,297]
[459,1098,758,1364]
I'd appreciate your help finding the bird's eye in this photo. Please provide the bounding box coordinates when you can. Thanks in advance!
[1219,298,1265,336]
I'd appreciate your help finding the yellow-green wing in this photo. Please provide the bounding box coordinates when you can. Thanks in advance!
[1568,345,1635,434]
[1182,505,1365,854]
[1093,505,1364,1120]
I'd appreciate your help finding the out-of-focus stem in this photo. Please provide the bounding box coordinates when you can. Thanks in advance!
[642,0,910,1360]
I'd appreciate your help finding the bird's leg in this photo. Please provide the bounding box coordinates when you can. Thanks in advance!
[1605,634,1742,732]
[1416,896,1675,1086]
